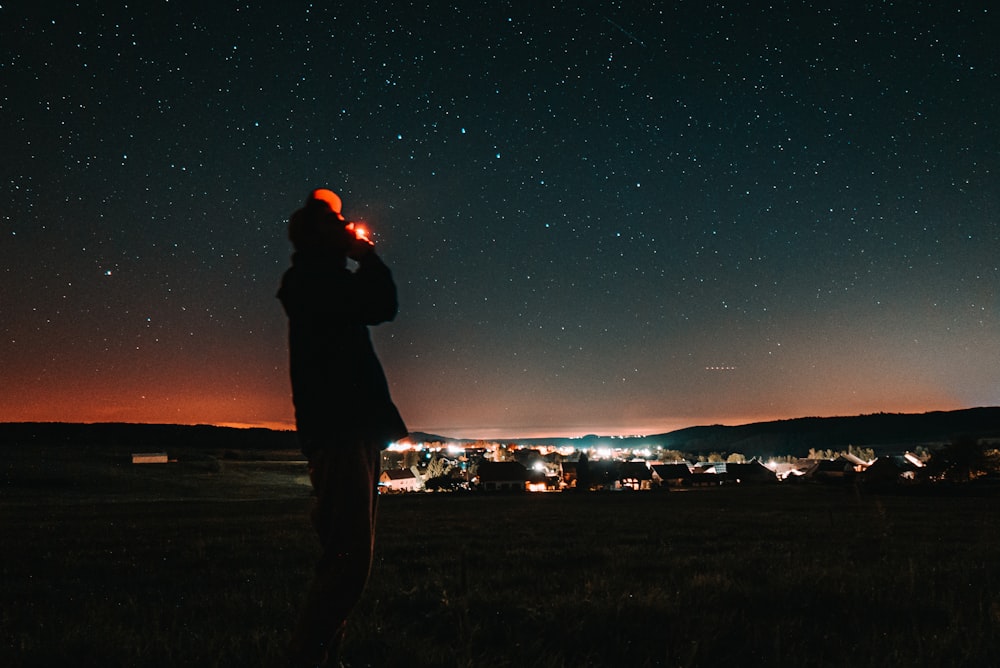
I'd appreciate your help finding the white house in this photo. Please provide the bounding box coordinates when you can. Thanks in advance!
[132,452,169,464]
[379,469,420,493]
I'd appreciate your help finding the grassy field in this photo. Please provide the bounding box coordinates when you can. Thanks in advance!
[3,445,1000,667]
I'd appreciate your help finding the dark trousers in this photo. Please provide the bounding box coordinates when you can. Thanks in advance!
[289,439,381,666]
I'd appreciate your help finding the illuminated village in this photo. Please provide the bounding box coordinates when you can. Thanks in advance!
[376,437,942,494]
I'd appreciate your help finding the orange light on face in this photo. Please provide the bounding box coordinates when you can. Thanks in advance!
[346,222,371,243]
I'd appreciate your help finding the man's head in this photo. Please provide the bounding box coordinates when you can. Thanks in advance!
[288,189,352,253]
[308,189,346,221]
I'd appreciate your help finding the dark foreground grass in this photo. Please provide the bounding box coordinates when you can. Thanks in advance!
[3,447,1000,667]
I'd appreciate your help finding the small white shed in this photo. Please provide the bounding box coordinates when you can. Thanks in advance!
[132,452,169,464]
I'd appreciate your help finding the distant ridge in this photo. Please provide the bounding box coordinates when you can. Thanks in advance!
[411,407,1000,457]
[648,407,1000,457]
[0,422,298,450]
[2,407,999,458]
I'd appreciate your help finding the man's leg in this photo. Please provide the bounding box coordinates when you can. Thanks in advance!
[289,440,380,666]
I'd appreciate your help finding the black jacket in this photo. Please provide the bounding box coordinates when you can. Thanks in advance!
[277,250,407,448]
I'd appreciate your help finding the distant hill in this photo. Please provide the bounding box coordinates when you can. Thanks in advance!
[3,407,999,458]
[644,407,1000,457]
[413,407,1000,458]
[0,422,298,451]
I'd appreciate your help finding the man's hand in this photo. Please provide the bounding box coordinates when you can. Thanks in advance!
[347,235,375,261]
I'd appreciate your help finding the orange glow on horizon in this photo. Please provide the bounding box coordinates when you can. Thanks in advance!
[405,400,968,440]
[1,364,970,440]
[0,376,295,432]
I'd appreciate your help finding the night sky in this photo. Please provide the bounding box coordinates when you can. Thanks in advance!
[3,2,998,439]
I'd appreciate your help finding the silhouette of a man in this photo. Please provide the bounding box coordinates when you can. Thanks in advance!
[278,189,407,667]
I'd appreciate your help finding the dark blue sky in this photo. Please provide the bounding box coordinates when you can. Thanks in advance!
[3,2,997,438]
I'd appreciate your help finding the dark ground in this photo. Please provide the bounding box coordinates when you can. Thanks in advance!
[3,445,999,667]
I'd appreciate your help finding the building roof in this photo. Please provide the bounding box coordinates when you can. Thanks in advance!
[380,469,417,481]
[478,461,528,482]
[723,461,778,483]
[619,461,653,480]
[652,463,692,478]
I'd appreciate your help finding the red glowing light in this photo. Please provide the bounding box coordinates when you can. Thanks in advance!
[346,222,371,243]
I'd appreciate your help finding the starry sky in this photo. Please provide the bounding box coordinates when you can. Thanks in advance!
[3,2,998,439]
